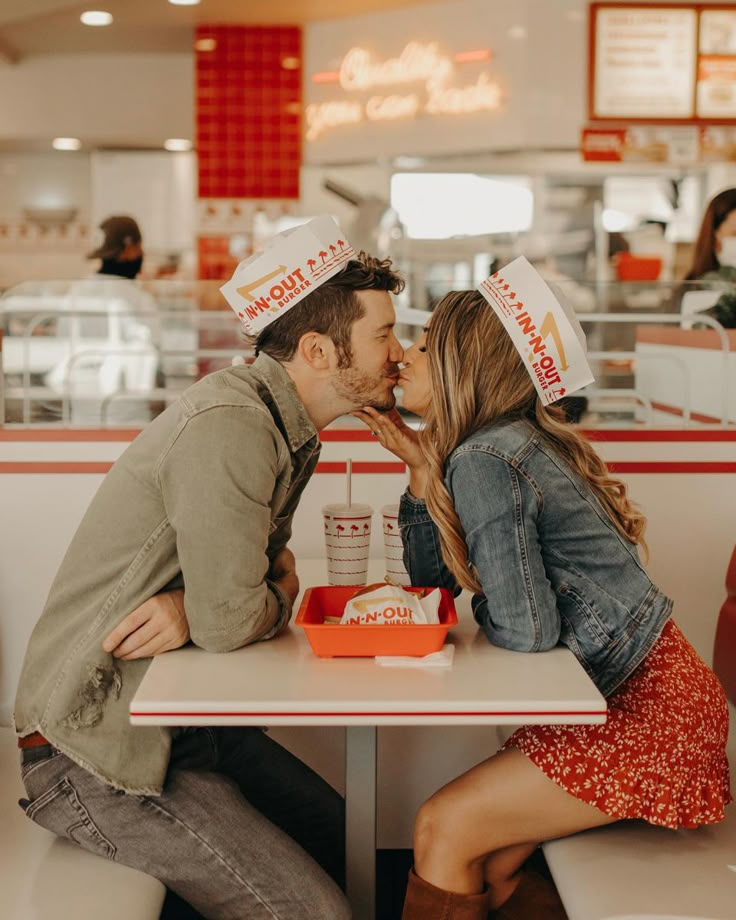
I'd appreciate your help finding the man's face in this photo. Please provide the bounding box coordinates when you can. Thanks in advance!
[332,290,403,410]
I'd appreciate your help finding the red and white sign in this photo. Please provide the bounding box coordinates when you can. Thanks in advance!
[220,216,355,335]
[581,126,699,164]
[477,257,594,406]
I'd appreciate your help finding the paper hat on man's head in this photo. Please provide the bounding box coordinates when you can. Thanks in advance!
[220,216,355,336]
[477,256,594,405]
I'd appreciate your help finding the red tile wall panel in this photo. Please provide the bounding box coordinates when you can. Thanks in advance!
[195,25,302,200]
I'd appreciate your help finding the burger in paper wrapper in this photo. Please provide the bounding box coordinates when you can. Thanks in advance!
[340,583,440,626]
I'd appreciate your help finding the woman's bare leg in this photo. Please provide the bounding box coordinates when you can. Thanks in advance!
[412,748,617,903]
[482,843,537,908]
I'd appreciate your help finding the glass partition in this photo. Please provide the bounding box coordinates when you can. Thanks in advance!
[0,278,249,426]
[1,276,734,429]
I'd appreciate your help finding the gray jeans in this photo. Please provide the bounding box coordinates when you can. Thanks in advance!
[19,728,351,919]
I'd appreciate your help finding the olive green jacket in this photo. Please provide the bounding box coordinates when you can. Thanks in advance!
[14,354,321,793]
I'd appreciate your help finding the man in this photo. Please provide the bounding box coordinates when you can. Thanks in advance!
[14,219,404,919]
[88,214,145,279]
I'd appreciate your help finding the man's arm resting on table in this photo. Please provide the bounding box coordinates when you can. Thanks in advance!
[157,405,296,652]
[103,589,189,660]
[103,551,299,659]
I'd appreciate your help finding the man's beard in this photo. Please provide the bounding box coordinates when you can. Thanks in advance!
[333,365,397,410]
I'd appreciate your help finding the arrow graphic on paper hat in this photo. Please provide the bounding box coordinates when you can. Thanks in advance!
[236,265,288,301]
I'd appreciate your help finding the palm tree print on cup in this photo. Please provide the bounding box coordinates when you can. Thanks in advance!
[322,503,373,586]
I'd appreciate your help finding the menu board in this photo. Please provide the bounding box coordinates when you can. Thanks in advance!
[592,5,697,119]
[697,9,736,117]
[591,4,736,123]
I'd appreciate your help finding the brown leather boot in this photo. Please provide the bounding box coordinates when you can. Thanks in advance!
[493,869,567,919]
[402,868,492,919]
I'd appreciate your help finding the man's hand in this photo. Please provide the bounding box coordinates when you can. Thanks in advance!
[270,547,297,580]
[102,589,189,660]
[270,548,299,605]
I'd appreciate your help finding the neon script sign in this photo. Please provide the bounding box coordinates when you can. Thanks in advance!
[306,41,502,141]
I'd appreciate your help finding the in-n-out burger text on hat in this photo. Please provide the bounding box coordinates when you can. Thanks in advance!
[477,256,594,405]
[237,266,311,322]
[220,217,354,335]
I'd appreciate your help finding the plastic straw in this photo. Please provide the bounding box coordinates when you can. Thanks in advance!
[346,457,352,507]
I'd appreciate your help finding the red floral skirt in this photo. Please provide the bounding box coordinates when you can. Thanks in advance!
[503,619,732,829]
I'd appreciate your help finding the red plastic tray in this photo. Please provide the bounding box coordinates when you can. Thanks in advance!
[295,585,458,658]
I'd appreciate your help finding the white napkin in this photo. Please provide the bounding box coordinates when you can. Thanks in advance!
[375,644,455,668]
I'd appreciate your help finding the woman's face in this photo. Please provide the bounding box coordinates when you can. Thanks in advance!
[715,208,736,254]
[399,326,432,416]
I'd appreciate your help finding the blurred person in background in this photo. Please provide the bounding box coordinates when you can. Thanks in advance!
[684,188,736,327]
[88,215,145,280]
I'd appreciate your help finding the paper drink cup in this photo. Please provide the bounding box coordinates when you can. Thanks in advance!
[322,503,373,586]
[381,503,411,586]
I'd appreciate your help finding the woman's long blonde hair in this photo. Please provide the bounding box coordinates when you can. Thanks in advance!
[421,291,647,594]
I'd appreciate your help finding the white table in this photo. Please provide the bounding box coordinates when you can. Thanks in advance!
[130,560,607,920]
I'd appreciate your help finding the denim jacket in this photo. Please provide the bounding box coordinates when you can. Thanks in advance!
[15,354,321,794]
[399,417,672,698]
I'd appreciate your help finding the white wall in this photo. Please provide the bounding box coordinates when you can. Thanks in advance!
[0,54,193,147]
[0,152,91,287]
[91,151,196,257]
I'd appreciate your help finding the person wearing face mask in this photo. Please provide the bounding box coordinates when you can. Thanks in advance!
[684,188,736,327]
[88,215,145,279]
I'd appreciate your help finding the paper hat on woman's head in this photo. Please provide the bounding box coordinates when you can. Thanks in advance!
[477,256,594,405]
[220,216,355,335]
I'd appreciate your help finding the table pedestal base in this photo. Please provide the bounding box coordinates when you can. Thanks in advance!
[345,726,377,920]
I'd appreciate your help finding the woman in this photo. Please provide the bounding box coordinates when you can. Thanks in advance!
[683,188,736,328]
[684,187,736,281]
[354,290,732,920]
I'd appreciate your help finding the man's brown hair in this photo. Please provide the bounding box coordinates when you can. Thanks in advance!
[255,252,404,368]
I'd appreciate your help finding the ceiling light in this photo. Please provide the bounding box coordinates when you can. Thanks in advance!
[80,11,113,27]
[164,138,192,152]
[281,57,300,70]
[52,137,81,151]
[168,0,201,6]
[194,38,217,52]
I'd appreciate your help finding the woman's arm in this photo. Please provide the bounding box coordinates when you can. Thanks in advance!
[398,489,461,595]
[447,449,560,652]
[351,407,461,593]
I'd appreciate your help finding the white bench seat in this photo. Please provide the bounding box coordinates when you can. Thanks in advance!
[543,714,736,920]
[543,811,736,920]
[0,727,166,920]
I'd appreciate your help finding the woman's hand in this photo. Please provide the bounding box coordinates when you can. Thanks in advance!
[102,589,189,660]
[353,407,429,497]
[351,407,425,470]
